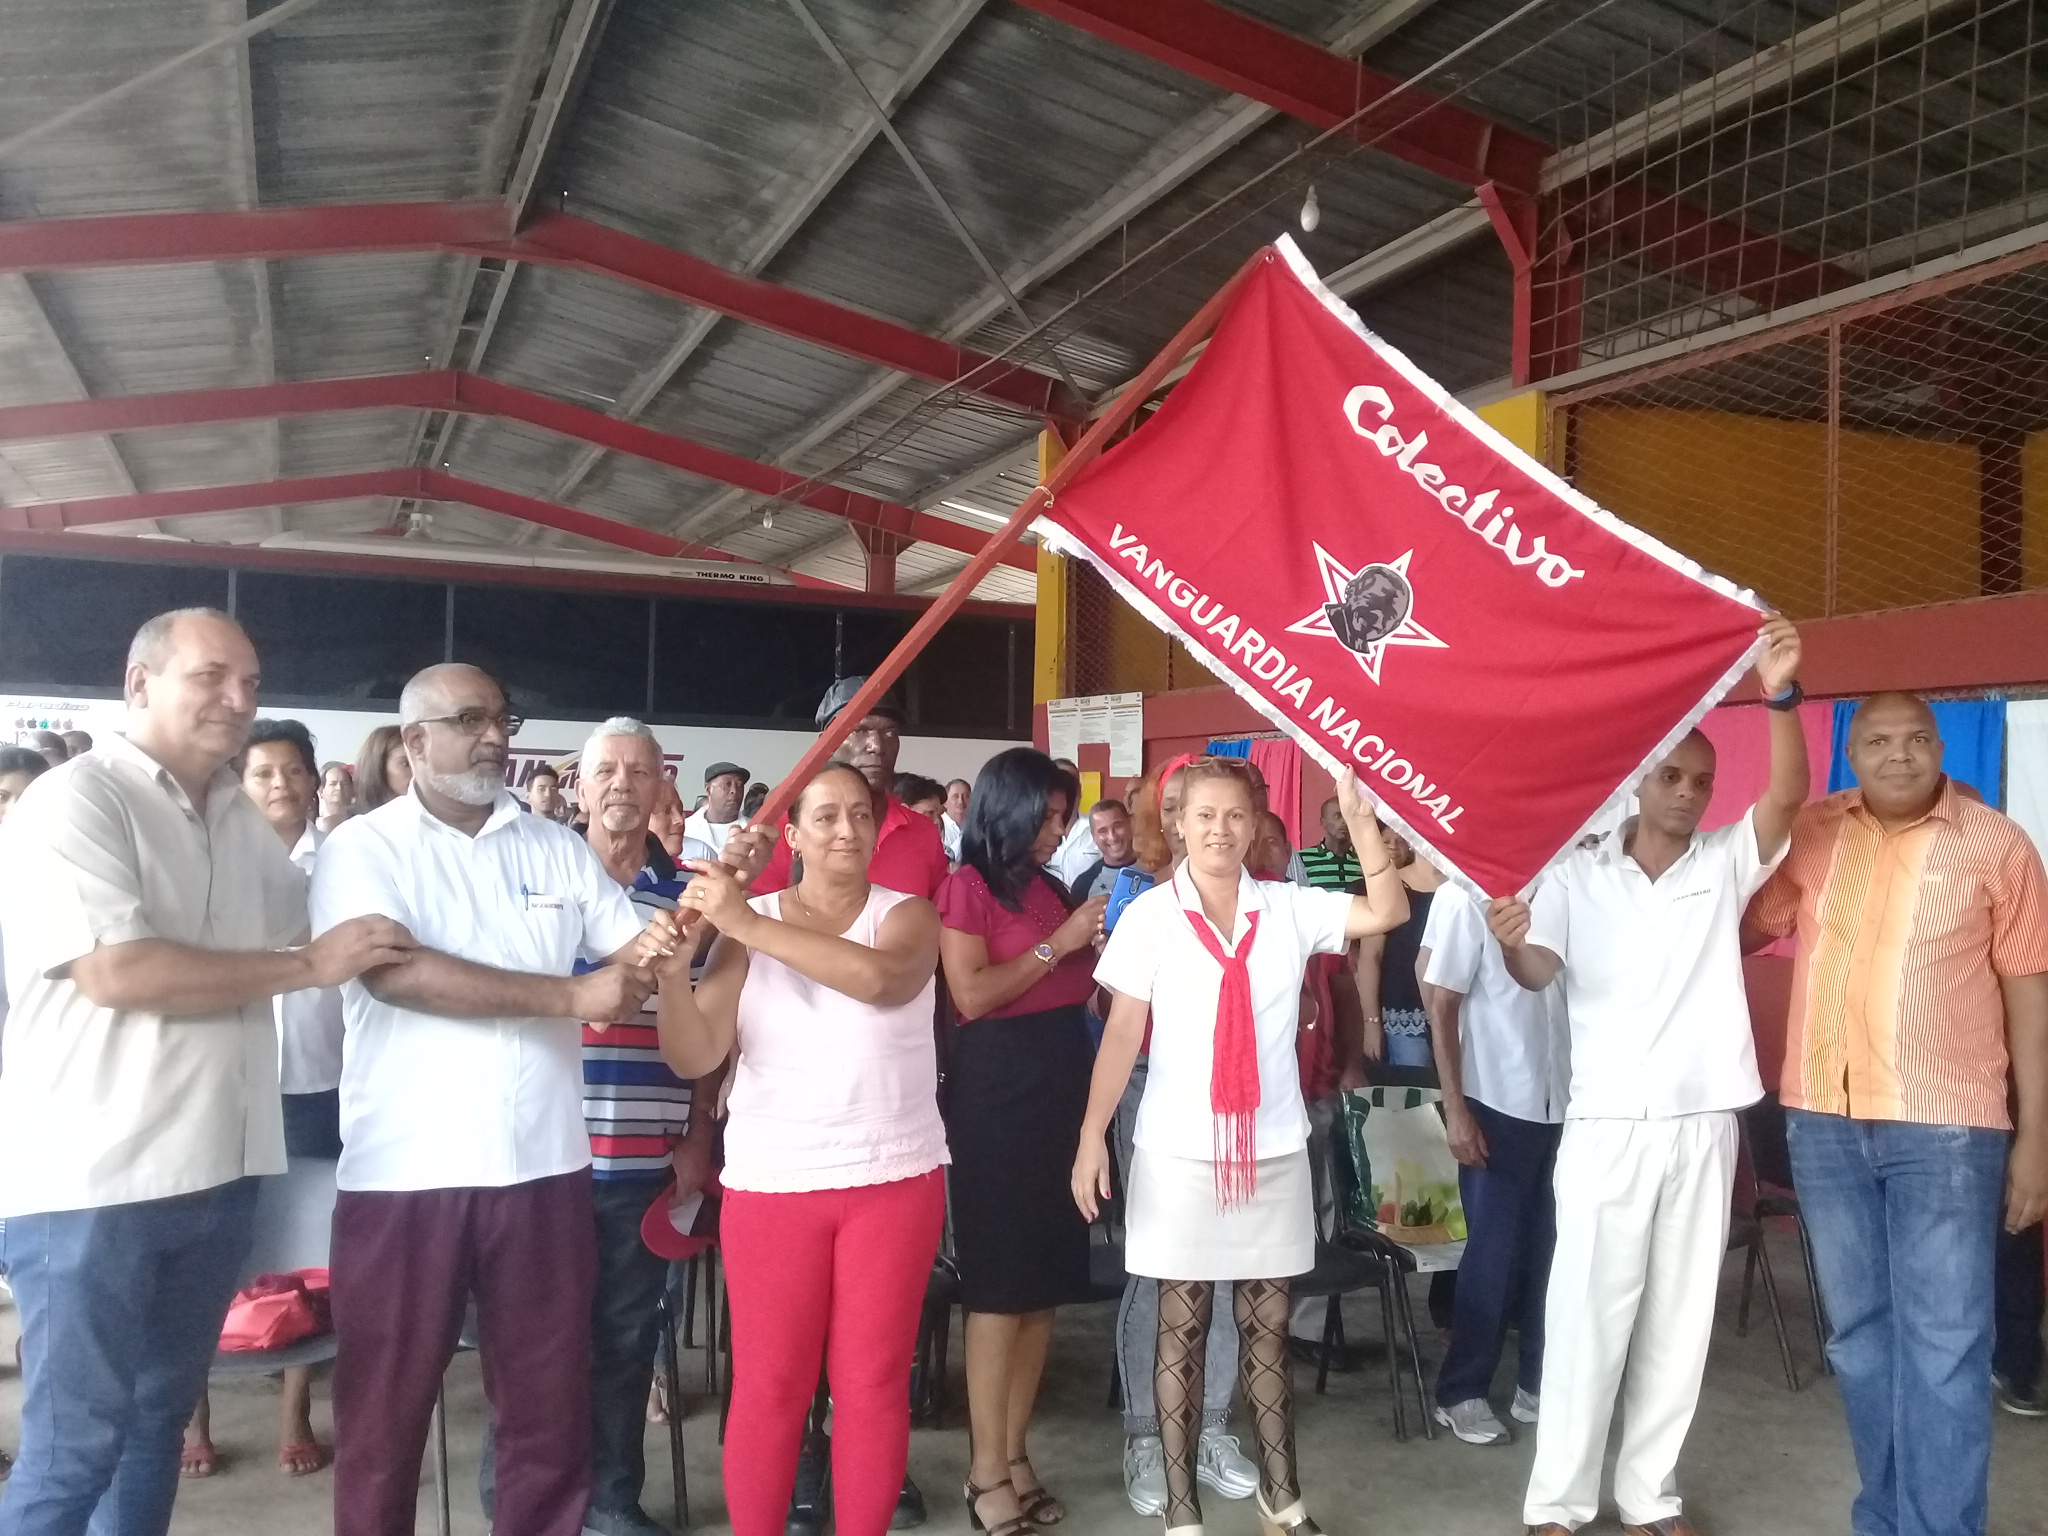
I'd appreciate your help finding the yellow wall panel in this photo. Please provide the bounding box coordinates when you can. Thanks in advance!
[2024,429,2048,590]
[1833,433,1979,613]
[1477,391,1548,464]
[1033,430,1068,705]
[1573,407,1830,617]
[1571,406,1982,618]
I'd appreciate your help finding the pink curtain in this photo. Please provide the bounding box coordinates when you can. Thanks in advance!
[1248,738,1304,847]
[1695,700,1832,959]
[1693,701,1832,832]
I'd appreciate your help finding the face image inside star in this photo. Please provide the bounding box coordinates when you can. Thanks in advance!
[1285,545,1448,685]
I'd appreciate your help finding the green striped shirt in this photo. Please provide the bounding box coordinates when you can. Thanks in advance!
[1298,842,1363,891]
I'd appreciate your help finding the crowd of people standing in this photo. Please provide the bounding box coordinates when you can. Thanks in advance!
[0,603,2042,1536]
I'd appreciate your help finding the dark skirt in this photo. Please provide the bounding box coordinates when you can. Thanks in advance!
[944,1004,1094,1314]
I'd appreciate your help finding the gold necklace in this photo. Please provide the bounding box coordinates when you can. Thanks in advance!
[787,880,867,930]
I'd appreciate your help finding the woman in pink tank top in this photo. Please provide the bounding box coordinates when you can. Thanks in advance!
[654,763,947,1536]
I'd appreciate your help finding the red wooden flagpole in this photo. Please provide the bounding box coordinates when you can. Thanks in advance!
[751,245,1278,833]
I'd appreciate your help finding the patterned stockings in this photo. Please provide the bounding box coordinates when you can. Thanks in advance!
[1154,1276,1299,1528]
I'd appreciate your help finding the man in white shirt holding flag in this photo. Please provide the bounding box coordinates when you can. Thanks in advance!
[1486,615,1805,1536]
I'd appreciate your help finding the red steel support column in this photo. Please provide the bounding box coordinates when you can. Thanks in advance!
[851,526,909,595]
[1477,183,1538,387]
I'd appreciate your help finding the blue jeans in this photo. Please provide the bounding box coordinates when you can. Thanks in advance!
[1786,1109,2008,1536]
[1435,1100,1560,1406]
[0,1178,260,1536]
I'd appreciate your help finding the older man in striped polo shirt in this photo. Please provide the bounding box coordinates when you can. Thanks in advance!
[1747,691,2048,1536]
[568,718,719,1536]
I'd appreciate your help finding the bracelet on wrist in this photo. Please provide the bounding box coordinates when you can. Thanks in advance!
[1765,680,1804,712]
[1362,861,1393,878]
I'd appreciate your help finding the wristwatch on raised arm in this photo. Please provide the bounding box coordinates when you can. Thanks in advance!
[1033,941,1057,966]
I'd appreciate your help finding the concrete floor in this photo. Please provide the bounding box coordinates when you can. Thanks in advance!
[2,1230,2043,1535]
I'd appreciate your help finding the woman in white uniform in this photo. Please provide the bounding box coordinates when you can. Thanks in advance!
[1073,760,1407,1536]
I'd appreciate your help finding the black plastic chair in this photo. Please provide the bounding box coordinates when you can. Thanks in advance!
[1741,1096,1832,1376]
[1318,1106,1436,1441]
[208,1329,340,1382]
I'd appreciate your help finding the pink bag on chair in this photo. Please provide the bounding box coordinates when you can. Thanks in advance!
[218,1268,331,1352]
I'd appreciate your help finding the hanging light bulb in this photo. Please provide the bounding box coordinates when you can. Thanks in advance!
[761,505,774,530]
[1299,183,1321,233]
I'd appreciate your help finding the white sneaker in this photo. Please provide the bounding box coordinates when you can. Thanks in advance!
[1194,1429,1257,1499]
[1124,1435,1166,1517]
[1433,1397,1511,1445]
[1511,1387,1540,1424]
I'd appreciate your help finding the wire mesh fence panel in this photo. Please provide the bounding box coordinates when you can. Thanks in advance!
[1534,0,2047,379]
[1065,558,1221,699]
[1554,247,2048,621]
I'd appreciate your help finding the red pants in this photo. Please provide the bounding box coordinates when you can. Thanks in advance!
[720,1170,946,1536]
[329,1169,596,1536]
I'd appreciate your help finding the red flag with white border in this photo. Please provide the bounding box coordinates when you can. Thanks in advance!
[1035,238,1764,897]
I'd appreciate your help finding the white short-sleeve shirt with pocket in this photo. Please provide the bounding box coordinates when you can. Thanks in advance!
[1526,808,1781,1120]
[1095,865,1352,1161]
[311,789,645,1192]
[0,733,306,1216]
[1421,882,1571,1124]
[277,824,346,1097]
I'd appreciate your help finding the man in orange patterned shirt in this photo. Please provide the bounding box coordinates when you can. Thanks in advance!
[1746,692,2048,1536]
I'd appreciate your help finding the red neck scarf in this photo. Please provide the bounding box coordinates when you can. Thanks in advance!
[1181,885,1262,1208]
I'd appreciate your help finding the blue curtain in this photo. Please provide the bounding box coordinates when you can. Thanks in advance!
[1205,738,1253,758]
[1828,698,2005,806]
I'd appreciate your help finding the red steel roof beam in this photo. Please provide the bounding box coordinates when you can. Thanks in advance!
[0,372,458,439]
[1011,0,1546,193]
[0,469,805,576]
[0,204,1086,426]
[480,216,1087,423]
[0,372,1037,573]
[0,470,418,532]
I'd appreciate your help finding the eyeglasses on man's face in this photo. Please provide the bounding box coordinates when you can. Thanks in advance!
[417,709,524,739]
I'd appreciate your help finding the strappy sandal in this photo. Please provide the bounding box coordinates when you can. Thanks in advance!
[1256,1489,1324,1536]
[963,1475,1039,1536]
[1008,1456,1065,1525]
[277,1438,326,1476]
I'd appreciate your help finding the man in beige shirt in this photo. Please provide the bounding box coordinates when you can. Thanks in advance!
[0,607,410,1536]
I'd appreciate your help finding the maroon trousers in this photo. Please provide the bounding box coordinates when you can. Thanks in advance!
[330,1168,597,1536]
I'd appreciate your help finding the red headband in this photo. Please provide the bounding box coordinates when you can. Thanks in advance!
[1154,751,1205,819]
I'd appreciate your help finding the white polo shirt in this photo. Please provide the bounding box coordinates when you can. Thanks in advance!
[1096,865,1352,1160]
[1421,882,1571,1124]
[277,824,346,1097]
[0,732,305,1216]
[1526,808,1779,1120]
[682,808,737,857]
[1047,815,1101,886]
[310,789,644,1193]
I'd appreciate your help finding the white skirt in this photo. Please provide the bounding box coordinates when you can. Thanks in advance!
[1124,1144,1315,1282]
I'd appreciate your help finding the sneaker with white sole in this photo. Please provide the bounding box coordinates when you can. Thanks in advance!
[1511,1387,1540,1424]
[1994,1373,2048,1417]
[1195,1429,1257,1499]
[1124,1435,1166,1517]
[1433,1397,1511,1444]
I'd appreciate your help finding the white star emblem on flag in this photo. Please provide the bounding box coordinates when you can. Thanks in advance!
[1285,545,1447,684]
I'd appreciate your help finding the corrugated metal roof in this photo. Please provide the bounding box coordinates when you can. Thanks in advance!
[250,0,559,205]
[1,0,2027,607]
[0,0,249,218]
